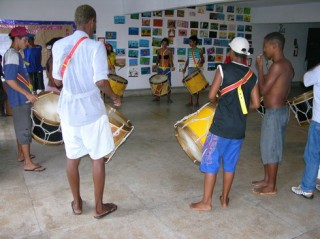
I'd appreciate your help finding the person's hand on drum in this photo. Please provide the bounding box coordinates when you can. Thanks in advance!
[112,95,121,107]
[26,92,38,103]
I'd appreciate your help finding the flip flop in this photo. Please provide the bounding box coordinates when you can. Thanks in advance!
[94,203,117,219]
[18,154,36,162]
[71,201,82,215]
[24,166,46,172]
[252,189,277,195]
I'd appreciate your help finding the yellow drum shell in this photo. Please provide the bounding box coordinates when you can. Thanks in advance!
[149,74,170,96]
[175,102,216,164]
[108,74,128,96]
[182,70,208,95]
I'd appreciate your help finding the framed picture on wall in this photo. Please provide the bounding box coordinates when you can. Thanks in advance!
[164,10,174,17]
[178,29,188,37]
[207,47,215,54]
[141,67,151,75]
[114,16,125,24]
[129,68,139,77]
[129,59,138,66]
[128,40,139,48]
[140,49,150,56]
[191,29,198,36]
[153,11,162,17]
[139,39,150,47]
[177,10,185,17]
[142,18,151,26]
[153,19,163,27]
[105,31,117,39]
[152,28,162,36]
[167,20,176,28]
[128,27,139,35]
[141,12,151,17]
[152,37,162,47]
[141,28,151,37]
[116,48,126,56]
[190,21,199,28]
[128,49,139,58]
[97,37,105,43]
[131,13,139,19]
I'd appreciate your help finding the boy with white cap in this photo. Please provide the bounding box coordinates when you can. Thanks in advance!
[190,37,260,210]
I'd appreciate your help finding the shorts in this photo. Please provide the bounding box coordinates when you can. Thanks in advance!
[12,103,32,144]
[200,132,243,174]
[61,114,115,160]
[157,67,171,86]
[260,106,288,164]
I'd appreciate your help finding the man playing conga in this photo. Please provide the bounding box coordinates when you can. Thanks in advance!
[52,4,121,219]
[252,32,294,195]
[190,37,260,210]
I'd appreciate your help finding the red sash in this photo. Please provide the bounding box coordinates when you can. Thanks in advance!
[220,69,253,96]
[60,36,88,78]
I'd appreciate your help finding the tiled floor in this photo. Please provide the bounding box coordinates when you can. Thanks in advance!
[0,87,319,239]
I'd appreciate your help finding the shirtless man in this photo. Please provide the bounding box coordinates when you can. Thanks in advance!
[252,32,294,195]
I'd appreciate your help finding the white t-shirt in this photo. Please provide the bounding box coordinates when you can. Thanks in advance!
[52,30,108,126]
[304,65,320,123]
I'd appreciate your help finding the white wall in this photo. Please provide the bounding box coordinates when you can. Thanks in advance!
[1,0,320,90]
[251,22,320,83]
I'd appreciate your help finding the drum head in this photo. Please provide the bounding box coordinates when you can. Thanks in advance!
[149,74,168,84]
[33,91,60,125]
[108,74,128,84]
[291,91,313,105]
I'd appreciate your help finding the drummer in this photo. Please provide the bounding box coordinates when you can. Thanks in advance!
[155,38,175,103]
[182,35,205,107]
[105,43,121,74]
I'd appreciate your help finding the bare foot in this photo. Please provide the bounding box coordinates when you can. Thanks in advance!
[18,154,35,162]
[251,179,268,188]
[94,203,117,219]
[252,186,277,195]
[189,201,212,211]
[220,196,229,208]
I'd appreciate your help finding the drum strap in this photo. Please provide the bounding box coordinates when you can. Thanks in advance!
[220,69,253,115]
[17,73,33,92]
[60,36,88,78]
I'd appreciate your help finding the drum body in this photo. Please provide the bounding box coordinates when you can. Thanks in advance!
[108,74,128,96]
[289,91,313,126]
[174,102,216,164]
[105,103,134,162]
[32,91,63,145]
[149,74,170,96]
[182,70,208,95]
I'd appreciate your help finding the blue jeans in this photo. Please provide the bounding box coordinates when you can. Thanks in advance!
[301,120,320,192]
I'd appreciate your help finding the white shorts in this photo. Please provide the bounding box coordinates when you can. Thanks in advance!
[61,115,114,160]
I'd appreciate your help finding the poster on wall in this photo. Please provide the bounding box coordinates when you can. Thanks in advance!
[129,68,139,77]
[131,14,139,20]
[105,31,117,39]
[114,16,125,24]
[116,48,126,56]
[129,59,138,66]
[141,67,151,75]
[141,28,151,37]
[152,28,162,36]
[140,49,150,56]
[128,49,139,58]
[128,27,139,35]
[139,39,149,47]
[128,40,139,48]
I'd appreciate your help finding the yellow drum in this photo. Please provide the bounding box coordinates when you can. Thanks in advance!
[105,103,134,163]
[174,102,216,164]
[108,74,128,96]
[182,70,208,95]
[149,74,170,96]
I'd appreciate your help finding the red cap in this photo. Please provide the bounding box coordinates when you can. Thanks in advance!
[10,26,34,38]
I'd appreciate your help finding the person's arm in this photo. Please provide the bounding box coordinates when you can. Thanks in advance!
[169,51,175,71]
[155,50,160,68]
[208,67,222,103]
[199,48,205,67]
[256,55,280,96]
[96,80,121,107]
[303,64,320,87]
[249,83,260,110]
[5,79,38,103]
[183,59,189,74]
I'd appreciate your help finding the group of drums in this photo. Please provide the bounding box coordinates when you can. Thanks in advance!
[30,71,314,165]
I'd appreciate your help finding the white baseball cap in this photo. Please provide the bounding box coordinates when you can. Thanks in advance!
[229,37,250,56]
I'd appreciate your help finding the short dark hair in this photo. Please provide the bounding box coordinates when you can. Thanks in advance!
[74,4,96,27]
[234,51,247,60]
[189,35,198,45]
[161,38,169,45]
[264,32,285,50]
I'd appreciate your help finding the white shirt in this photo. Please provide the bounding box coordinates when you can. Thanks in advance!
[304,65,320,123]
[52,30,109,126]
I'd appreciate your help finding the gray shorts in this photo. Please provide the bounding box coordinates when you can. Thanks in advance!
[12,104,32,144]
[260,106,288,164]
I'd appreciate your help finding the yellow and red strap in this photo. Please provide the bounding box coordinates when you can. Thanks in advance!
[17,73,33,92]
[60,36,88,78]
[220,69,253,115]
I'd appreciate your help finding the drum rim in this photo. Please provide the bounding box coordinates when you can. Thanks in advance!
[175,123,204,165]
[290,90,313,104]
[108,74,128,84]
[32,91,60,126]
[149,74,168,84]
[182,69,202,82]
[105,103,133,131]
[183,82,209,95]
